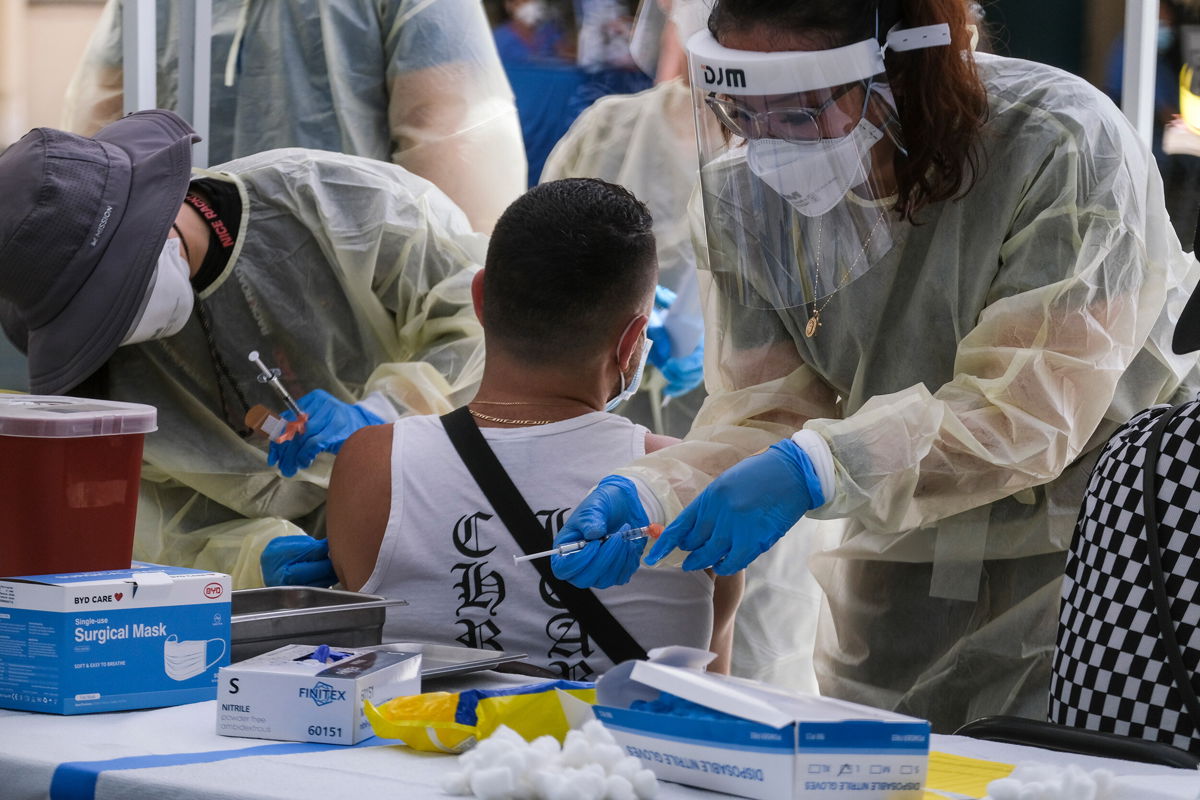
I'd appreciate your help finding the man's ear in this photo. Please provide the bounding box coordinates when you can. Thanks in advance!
[471,269,486,322]
[616,314,649,370]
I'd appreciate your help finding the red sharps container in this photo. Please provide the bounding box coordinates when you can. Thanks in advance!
[0,395,156,577]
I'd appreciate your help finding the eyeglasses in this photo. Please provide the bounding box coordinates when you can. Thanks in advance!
[704,82,864,142]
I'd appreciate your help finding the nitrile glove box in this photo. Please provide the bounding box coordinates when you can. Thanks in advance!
[0,562,230,714]
[216,644,421,745]
[593,647,930,800]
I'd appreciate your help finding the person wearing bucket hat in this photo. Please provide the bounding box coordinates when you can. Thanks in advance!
[60,0,524,234]
[0,110,487,589]
[0,110,199,396]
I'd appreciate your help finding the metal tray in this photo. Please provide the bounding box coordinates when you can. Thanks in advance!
[231,586,409,662]
[367,642,530,678]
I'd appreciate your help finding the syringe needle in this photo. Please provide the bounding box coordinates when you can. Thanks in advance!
[248,350,304,418]
[512,524,664,564]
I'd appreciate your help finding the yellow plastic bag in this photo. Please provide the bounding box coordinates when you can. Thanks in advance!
[365,680,596,753]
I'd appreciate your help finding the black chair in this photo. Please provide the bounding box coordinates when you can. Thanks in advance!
[953,715,1200,770]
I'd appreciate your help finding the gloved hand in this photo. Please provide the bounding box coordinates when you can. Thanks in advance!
[658,337,704,397]
[646,439,825,576]
[653,284,677,309]
[551,475,650,589]
[647,321,704,398]
[267,389,385,477]
[260,535,336,587]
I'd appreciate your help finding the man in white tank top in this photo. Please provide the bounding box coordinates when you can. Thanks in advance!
[326,179,742,679]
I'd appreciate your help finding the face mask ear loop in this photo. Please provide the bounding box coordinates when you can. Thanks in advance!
[171,224,193,265]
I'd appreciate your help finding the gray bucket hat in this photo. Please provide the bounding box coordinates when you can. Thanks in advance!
[0,109,198,394]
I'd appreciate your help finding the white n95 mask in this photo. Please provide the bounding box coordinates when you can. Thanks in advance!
[122,237,195,345]
[746,117,885,218]
[606,336,652,412]
[163,634,226,682]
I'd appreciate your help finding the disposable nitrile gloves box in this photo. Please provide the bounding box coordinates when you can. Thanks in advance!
[593,647,930,800]
[216,644,421,744]
[0,563,230,714]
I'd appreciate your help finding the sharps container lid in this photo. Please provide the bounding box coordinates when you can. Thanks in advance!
[0,394,157,437]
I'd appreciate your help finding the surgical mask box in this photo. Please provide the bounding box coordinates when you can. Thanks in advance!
[593,647,930,800]
[0,562,230,715]
[216,644,421,745]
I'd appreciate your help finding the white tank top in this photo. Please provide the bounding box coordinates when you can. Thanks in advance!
[360,412,714,680]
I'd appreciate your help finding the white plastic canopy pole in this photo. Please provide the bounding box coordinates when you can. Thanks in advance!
[177,0,212,167]
[121,0,156,116]
[1122,0,1160,147]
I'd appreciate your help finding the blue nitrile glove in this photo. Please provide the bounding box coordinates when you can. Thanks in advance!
[267,389,385,477]
[647,285,677,370]
[551,476,649,589]
[260,535,336,587]
[659,337,704,397]
[646,439,824,576]
[646,321,674,370]
[654,284,677,309]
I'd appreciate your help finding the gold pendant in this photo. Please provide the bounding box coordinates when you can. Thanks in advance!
[805,313,820,338]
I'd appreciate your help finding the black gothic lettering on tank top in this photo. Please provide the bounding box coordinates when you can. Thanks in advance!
[535,507,598,680]
[450,511,507,651]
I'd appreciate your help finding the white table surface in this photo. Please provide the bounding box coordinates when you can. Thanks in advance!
[1,674,1197,800]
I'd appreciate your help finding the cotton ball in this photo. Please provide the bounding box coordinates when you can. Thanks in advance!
[532,767,568,800]
[531,735,562,757]
[611,756,642,782]
[603,774,636,800]
[1060,765,1097,800]
[563,730,589,749]
[475,736,520,762]
[631,768,659,800]
[984,777,1022,800]
[591,743,625,771]
[470,765,517,800]
[561,736,595,767]
[583,719,617,745]
[496,748,529,780]
[441,770,472,796]
[1091,769,1116,799]
[489,725,530,748]
[459,749,482,772]
[556,767,605,800]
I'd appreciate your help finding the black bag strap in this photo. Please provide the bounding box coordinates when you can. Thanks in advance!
[440,406,648,664]
[1141,400,1200,725]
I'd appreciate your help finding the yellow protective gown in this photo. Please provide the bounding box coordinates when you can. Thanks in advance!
[102,149,487,589]
[616,53,1200,731]
[61,0,525,232]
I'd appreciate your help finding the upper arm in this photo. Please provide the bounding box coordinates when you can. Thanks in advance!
[326,423,394,591]
[644,432,680,454]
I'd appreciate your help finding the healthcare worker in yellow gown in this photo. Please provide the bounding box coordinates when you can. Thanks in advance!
[61,0,525,233]
[0,111,486,589]
[549,0,1200,732]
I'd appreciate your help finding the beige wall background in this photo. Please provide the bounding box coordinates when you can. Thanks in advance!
[0,0,104,148]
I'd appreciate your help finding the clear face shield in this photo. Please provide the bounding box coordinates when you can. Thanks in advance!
[686,24,950,313]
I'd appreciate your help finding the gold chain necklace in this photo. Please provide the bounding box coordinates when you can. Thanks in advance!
[804,210,886,338]
[468,408,554,426]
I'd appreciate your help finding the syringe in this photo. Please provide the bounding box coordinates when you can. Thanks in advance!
[248,350,304,418]
[513,524,664,564]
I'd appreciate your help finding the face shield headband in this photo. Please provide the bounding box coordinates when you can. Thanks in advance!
[685,23,951,97]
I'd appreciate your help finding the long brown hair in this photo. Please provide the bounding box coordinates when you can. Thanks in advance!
[708,0,989,221]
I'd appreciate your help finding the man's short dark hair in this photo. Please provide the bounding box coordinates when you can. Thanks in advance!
[483,178,656,365]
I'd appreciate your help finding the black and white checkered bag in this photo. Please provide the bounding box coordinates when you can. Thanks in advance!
[1050,397,1200,752]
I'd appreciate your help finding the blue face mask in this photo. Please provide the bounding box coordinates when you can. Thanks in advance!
[605,336,652,412]
[1160,24,1176,54]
